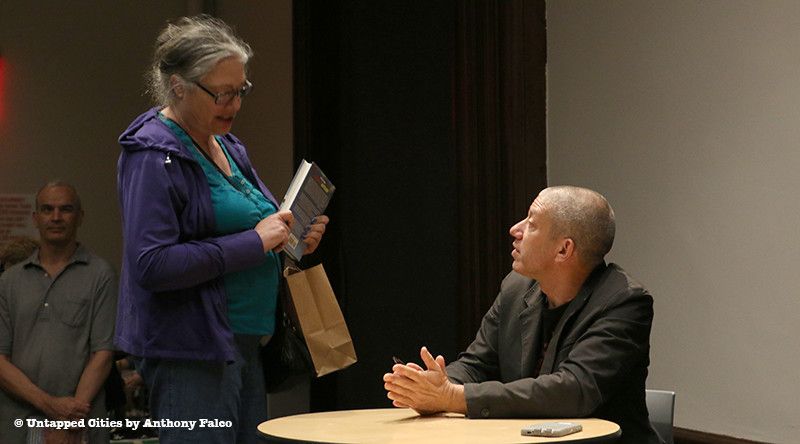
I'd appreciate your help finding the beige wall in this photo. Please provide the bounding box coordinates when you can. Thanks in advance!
[217,1,295,197]
[0,1,293,270]
[547,1,800,442]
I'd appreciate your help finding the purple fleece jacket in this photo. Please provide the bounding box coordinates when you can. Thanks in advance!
[115,107,278,361]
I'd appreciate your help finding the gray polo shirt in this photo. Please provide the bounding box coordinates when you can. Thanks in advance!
[0,245,117,443]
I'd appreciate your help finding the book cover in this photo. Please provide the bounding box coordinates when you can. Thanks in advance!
[280,160,335,261]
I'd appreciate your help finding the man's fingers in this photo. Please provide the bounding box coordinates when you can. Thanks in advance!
[407,362,424,371]
[392,364,426,384]
[420,346,441,372]
[386,386,414,406]
[435,355,448,376]
[387,370,425,391]
[385,382,412,399]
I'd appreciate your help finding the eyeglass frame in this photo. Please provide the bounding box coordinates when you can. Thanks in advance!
[193,79,253,105]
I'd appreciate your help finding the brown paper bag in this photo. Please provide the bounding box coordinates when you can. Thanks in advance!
[284,263,357,376]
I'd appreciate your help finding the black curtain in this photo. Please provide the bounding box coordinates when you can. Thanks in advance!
[454,0,547,348]
[293,0,546,410]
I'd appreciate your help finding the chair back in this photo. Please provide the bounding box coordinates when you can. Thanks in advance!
[646,389,676,444]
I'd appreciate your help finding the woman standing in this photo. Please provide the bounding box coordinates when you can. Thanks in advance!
[116,16,327,443]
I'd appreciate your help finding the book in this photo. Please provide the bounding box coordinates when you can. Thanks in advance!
[280,160,335,261]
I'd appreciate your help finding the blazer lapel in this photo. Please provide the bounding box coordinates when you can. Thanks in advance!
[519,283,544,377]
[539,263,607,374]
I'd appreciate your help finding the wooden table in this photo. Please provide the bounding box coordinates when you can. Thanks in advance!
[258,408,621,443]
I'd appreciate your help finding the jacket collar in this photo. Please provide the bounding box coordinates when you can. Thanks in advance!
[520,282,544,376]
[538,261,608,374]
[119,107,278,207]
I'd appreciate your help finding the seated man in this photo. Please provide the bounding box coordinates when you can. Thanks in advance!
[384,186,661,444]
[0,182,117,443]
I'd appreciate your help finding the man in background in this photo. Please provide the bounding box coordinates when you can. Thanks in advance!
[0,182,117,443]
[384,186,661,444]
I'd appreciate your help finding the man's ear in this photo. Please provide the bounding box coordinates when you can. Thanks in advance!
[555,238,575,263]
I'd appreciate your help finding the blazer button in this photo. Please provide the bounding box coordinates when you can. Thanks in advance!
[480,408,490,418]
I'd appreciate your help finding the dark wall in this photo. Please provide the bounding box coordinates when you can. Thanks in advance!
[294,1,458,410]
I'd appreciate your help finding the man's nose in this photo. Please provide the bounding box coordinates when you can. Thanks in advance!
[509,221,522,237]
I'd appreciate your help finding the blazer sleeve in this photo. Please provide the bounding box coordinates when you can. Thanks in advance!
[118,149,266,293]
[447,271,534,385]
[461,288,653,418]
[446,295,502,385]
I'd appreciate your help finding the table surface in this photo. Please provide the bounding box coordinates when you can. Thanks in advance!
[258,408,621,444]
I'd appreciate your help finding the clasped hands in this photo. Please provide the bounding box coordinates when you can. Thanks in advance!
[42,395,89,422]
[383,346,466,415]
[41,396,89,444]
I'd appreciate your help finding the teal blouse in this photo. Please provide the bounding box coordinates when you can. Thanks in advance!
[159,114,279,335]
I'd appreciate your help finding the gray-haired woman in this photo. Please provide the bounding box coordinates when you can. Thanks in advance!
[115,15,328,443]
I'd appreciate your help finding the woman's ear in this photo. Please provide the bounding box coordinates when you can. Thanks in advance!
[170,74,185,99]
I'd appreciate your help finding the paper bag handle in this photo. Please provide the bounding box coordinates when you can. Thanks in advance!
[283,257,302,278]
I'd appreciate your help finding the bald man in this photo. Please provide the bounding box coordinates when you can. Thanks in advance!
[0,182,117,443]
[384,186,662,444]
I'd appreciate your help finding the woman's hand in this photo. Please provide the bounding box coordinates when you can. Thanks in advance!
[255,210,294,252]
[302,215,329,255]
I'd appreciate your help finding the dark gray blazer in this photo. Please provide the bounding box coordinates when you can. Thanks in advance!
[447,263,661,444]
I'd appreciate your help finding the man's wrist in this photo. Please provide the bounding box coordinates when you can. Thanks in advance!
[446,383,466,414]
[74,394,91,406]
[32,392,53,416]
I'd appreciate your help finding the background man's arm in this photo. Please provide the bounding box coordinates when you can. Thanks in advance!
[74,350,113,405]
[77,261,117,407]
[0,278,88,420]
[0,355,89,419]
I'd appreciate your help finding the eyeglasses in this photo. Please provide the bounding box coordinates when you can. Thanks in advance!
[193,80,253,105]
